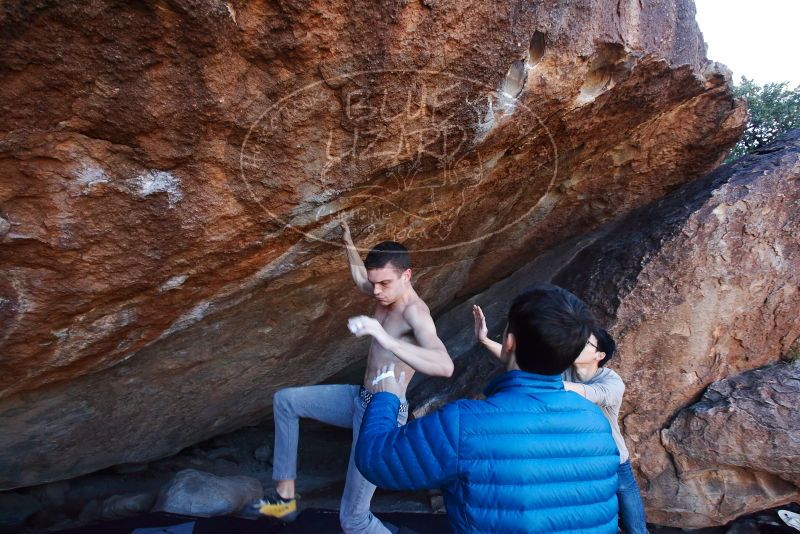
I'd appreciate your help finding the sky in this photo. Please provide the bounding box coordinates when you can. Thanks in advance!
[694,0,800,87]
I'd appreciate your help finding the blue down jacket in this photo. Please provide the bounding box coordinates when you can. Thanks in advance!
[355,370,619,533]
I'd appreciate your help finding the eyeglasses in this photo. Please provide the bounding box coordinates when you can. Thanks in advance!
[586,339,599,350]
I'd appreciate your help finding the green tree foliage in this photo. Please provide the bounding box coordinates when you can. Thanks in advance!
[728,77,800,162]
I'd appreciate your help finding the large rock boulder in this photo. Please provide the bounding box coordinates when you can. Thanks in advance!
[412,129,800,527]
[662,361,800,527]
[0,0,744,488]
[553,129,800,527]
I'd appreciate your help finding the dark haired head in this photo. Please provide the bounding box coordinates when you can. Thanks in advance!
[595,328,616,367]
[364,241,411,271]
[507,283,596,375]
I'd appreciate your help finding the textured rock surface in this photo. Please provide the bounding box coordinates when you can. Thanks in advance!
[412,129,800,527]
[0,491,41,531]
[0,0,744,488]
[554,130,800,527]
[662,361,800,527]
[153,469,262,517]
[0,421,366,532]
[79,491,157,523]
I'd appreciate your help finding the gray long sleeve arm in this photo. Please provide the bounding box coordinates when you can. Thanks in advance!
[581,371,624,410]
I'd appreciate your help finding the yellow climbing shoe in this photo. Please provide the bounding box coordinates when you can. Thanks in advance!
[258,491,298,519]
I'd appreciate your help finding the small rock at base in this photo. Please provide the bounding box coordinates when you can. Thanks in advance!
[154,469,262,517]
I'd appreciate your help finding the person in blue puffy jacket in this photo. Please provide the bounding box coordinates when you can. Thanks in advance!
[475,304,648,533]
[355,284,620,533]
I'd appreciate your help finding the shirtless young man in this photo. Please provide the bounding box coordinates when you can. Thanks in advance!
[260,221,453,533]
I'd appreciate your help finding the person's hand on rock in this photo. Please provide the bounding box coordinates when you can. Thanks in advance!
[472,304,488,344]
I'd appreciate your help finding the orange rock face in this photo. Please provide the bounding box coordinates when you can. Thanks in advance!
[0,0,743,489]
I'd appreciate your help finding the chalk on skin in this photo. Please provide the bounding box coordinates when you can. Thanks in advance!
[348,318,364,334]
[371,370,395,386]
